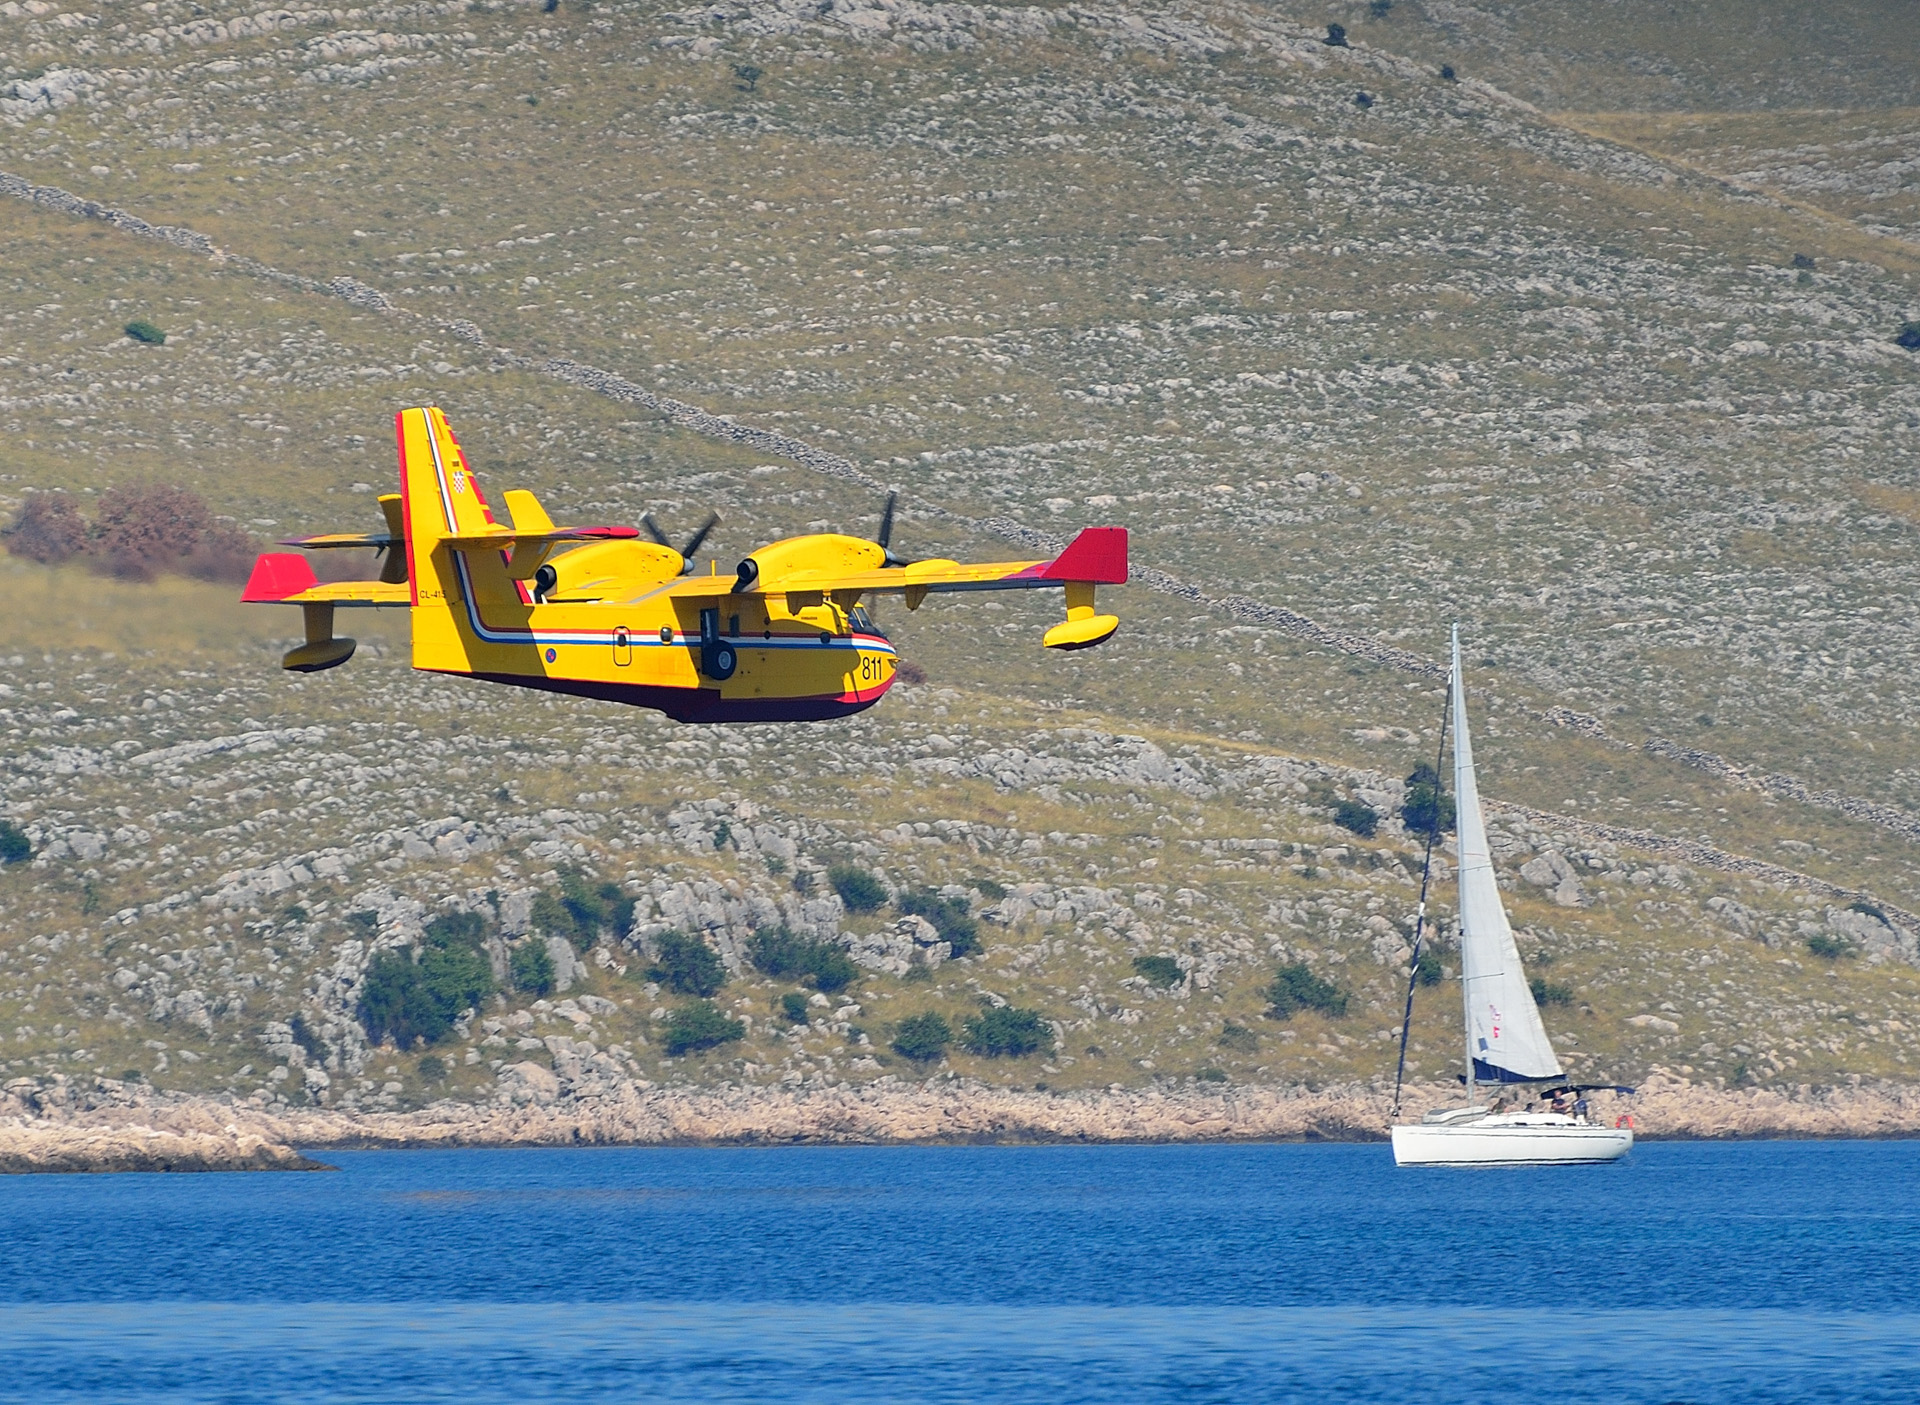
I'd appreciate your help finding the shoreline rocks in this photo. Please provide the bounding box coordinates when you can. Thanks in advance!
[6,1073,1920,1171]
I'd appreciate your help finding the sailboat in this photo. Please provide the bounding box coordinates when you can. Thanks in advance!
[1390,628,1634,1167]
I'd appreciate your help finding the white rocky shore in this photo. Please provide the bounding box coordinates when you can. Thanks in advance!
[6,1074,1920,1172]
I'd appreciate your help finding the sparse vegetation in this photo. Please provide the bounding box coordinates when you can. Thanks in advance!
[1806,933,1855,961]
[1529,977,1575,1006]
[747,925,857,994]
[964,1005,1054,1058]
[1266,963,1350,1020]
[1218,1022,1258,1052]
[662,1000,745,1056]
[899,888,981,958]
[648,930,728,997]
[533,871,634,952]
[1133,955,1184,987]
[828,864,886,913]
[1334,798,1378,838]
[510,940,555,996]
[891,1011,954,1062]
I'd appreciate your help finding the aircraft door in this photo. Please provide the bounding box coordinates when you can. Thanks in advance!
[613,626,631,667]
[698,607,737,681]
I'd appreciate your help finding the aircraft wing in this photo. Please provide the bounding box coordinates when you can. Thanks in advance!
[732,527,1129,598]
[241,553,410,607]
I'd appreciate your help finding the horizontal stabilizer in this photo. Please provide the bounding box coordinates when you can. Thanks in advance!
[443,524,640,549]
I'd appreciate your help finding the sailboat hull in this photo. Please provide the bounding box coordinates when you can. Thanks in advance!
[1392,1121,1633,1167]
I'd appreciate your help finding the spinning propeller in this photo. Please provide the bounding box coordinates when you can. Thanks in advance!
[875,491,913,568]
[642,510,720,574]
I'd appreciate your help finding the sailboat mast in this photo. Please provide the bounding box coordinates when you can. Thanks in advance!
[1453,625,1477,1109]
[1390,667,1452,1122]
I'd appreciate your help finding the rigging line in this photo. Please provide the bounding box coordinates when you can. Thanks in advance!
[1390,663,1453,1127]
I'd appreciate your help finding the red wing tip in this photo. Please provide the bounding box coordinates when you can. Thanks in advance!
[241,552,320,602]
[1041,526,1128,584]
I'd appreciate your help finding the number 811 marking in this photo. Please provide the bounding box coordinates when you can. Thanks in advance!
[858,653,893,684]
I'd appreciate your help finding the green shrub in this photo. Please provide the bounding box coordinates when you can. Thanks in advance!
[418,1055,447,1081]
[1265,962,1349,1020]
[1196,1066,1228,1083]
[124,319,166,345]
[662,999,745,1055]
[747,925,858,993]
[779,991,812,1024]
[1218,1022,1258,1052]
[1806,932,1854,961]
[532,870,634,951]
[649,929,727,997]
[969,877,1008,900]
[963,1005,1054,1058]
[510,940,555,996]
[1334,798,1378,838]
[712,819,732,849]
[0,820,30,865]
[1529,977,1574,1006]
[1132,954,1183,987]
[899,888,981,958]
[828,863,887,912]
[287,1014,325,1062]
[891,1011,953,1062]
[358,913,496,1048]
[1897,321,1920,352]
[1401,762,1456,840]
[1415,946,1443,987]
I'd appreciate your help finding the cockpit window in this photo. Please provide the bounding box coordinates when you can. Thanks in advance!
[850,606,876,633]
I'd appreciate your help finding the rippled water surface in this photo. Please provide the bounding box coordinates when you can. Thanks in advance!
[1,1140,1915,1402]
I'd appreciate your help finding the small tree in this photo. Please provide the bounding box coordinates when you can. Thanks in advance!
[828,863,887,912]
[1132,954,1183,987]
[1334,798,1378,837]
[359,913,495,1047]
[891,1012,953,1062]
[733,63,762,93]
[899,888,981,957]
[1415,945,1443,987]
[964,1005,1054,1057]
[649,929,727,997]
[0,820,30,865]
[511,940,555,996]
[1265,962,1349,1020]
[779,991,812,1024]
[1323,22,1348,47]
[1899,322,1920,352]
[662,1000,745,1055]
[1401,761,1456,840]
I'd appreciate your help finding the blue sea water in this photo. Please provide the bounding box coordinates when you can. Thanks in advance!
[1,1140,1917,1403]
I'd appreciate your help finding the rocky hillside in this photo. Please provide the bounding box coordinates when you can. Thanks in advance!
[2,0,1919,1125]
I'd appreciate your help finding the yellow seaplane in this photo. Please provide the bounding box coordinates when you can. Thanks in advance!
[242,407,1128,723]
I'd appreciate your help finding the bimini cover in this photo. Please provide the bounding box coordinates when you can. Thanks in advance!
[1451,628,1563,1085]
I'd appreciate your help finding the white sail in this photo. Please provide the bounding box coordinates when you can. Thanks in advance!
[1451,628,1562,1085]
